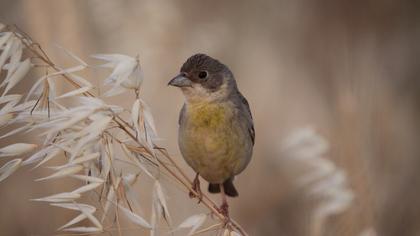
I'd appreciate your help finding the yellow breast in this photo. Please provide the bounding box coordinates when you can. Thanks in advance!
[187,102,228,129]
[179,101,247,183]
[185,102,231,153]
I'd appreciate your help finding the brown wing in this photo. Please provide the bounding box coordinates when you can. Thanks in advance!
[237,92,255,145]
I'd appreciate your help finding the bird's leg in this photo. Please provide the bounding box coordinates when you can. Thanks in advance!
[219,184,230,219]
[189,172,203,202]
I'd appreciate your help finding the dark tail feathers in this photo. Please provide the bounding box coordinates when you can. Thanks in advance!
[208,178,239,197]
[208,183,221,193]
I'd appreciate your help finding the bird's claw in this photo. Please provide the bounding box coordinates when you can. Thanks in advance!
[188,188,203,203]
[189,173,203,203]
[218,201,230,219]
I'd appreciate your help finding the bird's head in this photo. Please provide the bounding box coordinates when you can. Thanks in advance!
[168,54,237,103]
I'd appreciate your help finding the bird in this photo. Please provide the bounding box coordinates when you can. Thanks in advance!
[168,53,255,217]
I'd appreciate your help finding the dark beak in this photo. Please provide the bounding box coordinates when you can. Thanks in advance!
[168,73,192,87]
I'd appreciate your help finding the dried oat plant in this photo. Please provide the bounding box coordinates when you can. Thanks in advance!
[0,23,247,236]
[281,127,354,236]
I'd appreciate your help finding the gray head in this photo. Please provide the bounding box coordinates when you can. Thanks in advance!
[168,54,237,103]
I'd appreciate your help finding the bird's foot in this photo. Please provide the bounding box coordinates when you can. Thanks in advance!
[218,201,230,219]
[189,173,203,203]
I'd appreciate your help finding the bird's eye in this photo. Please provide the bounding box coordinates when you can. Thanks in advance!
[198,71,208,79]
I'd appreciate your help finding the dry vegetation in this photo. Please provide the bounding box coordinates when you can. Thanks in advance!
[1,1,419,236]
[0,24,250,236]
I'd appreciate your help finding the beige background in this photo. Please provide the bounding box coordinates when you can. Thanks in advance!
[1,0,420,235]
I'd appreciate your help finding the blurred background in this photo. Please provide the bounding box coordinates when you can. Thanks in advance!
[1,0,420,235]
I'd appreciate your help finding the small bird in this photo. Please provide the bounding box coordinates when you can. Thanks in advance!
[168,54,255,216]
